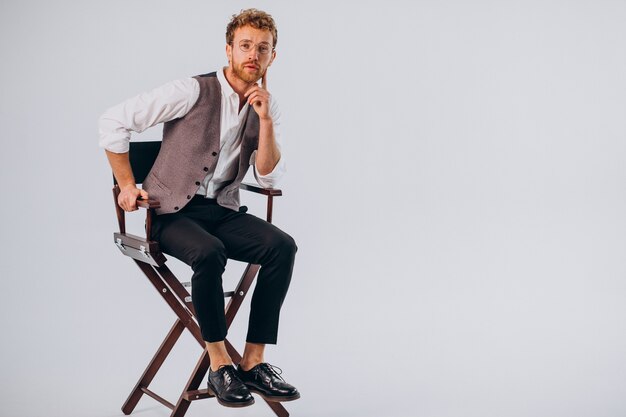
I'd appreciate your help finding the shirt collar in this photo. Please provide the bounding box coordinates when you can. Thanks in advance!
[217,67,238,99]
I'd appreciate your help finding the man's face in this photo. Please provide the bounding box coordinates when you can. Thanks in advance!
[226,25,276,84]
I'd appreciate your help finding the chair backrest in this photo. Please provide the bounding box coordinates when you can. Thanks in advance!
[113,141,162,185]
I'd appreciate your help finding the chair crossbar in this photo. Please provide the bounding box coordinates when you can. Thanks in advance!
[140,387,175,410]
[160,281,234,300]
[121,319,185,414]
[183,388,215,402]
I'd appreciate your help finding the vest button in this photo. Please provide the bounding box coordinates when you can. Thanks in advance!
[203,167,209,172]
[174,206,179,210]
[212,151,217,156]
[195,181,200,186]
[187,195,191,199]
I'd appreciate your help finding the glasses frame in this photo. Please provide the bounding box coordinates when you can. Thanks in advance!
[235,39,275,56]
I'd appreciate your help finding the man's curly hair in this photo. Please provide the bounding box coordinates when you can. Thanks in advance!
[226,8,278,48]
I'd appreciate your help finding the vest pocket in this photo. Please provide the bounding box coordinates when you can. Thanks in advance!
[147,172,172,196]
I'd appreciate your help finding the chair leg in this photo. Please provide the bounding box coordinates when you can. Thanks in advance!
[126,261,291,417]
[265,400,291,417]
[135,260,204,343]
[170,350,211,417]
[156,265,197,316]
[122,319,185,415]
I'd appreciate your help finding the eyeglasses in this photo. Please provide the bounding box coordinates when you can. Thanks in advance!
[236,39,274,55]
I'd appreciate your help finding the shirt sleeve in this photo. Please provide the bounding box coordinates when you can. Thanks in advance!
[252,95,286,188]
[98,77,200,153]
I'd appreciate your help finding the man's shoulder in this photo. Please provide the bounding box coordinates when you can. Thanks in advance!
[192,72,221,90]
[196,72,218,78]
[187,72,221,98]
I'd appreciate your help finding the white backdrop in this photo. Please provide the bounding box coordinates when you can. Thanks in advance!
[1,1,625,416]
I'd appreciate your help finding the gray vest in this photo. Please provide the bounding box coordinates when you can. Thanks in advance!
[142,72,260,215]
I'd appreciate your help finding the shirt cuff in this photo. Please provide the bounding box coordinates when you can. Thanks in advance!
[252,151,285,188]
[100,132,130,153]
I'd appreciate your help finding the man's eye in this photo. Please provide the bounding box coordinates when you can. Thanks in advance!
[259,45,270,53]
[241,42,252,50]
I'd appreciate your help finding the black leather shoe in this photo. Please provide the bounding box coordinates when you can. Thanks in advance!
[237,363,300,402]
[207,365,254,408]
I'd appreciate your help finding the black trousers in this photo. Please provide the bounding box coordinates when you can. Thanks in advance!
[152,196,297,344]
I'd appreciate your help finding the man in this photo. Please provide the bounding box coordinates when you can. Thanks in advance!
[99,9,299,408]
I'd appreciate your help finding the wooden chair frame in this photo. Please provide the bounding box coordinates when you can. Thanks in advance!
[112,142,290,417]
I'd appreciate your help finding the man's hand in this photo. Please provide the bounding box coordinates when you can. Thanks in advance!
[118,185,149,212]
[244,72,271,120]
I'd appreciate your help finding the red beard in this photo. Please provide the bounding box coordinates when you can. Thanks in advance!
[232,62,263,83]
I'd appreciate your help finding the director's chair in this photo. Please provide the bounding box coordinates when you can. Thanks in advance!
[111,141,290,417]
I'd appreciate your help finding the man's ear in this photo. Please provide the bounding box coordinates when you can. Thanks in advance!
[268,49,276,67]
[225,43,232,63]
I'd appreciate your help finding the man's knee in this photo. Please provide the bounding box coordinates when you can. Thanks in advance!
[283,234,298,258]
[265,231,297,261]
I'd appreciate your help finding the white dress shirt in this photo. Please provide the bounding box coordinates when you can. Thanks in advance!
[98,68,285,196]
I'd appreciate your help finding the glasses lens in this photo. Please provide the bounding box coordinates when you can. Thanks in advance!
[239,41,252,52]
[238,40,272,55]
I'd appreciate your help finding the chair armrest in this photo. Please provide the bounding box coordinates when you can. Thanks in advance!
[239,182,282,196]
[114,232,166,266]
[112,185,160,237]
[137,198,161,209]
